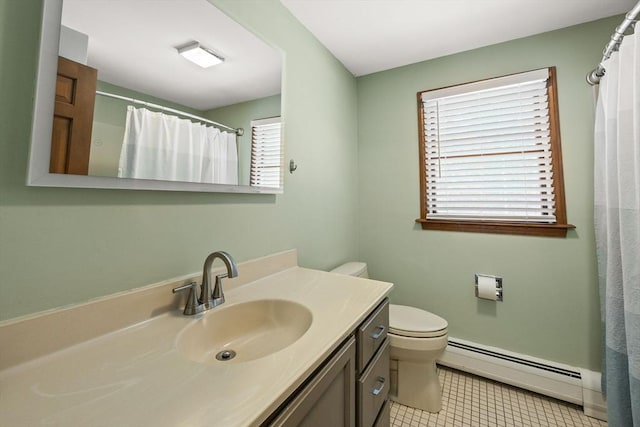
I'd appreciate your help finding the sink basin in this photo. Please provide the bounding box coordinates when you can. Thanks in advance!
[176,299,313,364]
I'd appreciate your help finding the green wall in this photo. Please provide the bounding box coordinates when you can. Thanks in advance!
[0,0,358,320]
[0,0,613,371]
[356,17,617,371]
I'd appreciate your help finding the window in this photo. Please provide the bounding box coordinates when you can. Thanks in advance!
[250,117,282,189]
[416,68,574,237]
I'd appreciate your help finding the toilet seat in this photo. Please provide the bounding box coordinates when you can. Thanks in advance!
[389,304,448,338]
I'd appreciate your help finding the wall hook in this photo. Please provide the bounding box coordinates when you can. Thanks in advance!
[289,159,298,174]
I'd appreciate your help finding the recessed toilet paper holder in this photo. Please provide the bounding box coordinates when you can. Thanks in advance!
[475,274,503,301]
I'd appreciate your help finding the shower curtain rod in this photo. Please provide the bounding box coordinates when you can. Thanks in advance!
[586,0,640,85]
[95,90,244,136]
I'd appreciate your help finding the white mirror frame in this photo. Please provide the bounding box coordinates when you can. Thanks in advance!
[27,0,283,194]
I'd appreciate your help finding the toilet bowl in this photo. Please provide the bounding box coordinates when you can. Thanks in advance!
[330,262,448,413]
[388,304,448,412]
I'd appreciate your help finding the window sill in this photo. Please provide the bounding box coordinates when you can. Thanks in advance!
[415,219,576,238]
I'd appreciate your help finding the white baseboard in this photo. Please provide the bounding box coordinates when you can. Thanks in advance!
[437,338,606,421]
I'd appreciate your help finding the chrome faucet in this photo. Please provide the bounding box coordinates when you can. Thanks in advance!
[200,251,238,309]
[172,251,238,315]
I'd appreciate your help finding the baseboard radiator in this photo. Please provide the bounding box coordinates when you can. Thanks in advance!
[438,338,607,421]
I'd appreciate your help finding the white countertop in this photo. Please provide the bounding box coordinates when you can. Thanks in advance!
[0,267,392,426]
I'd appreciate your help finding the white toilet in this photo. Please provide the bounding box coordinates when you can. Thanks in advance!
[330,262,448,413]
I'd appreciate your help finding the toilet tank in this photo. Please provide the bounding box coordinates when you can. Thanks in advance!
[330,262,369,278]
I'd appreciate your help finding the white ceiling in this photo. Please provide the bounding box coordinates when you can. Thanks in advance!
[281,0,636,77]
[60,0,635,109]
[61,0,282,111]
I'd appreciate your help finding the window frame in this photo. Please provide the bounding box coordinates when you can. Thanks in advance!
[416,67,574,237]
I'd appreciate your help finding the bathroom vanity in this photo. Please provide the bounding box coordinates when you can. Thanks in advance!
[0,250,393,426]
[267,299,390,427]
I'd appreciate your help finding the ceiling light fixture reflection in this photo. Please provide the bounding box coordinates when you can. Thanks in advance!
[177,41,224,68]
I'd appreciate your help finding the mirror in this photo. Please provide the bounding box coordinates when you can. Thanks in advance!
[28,0,283,194]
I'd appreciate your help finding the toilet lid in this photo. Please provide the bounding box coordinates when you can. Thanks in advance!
[330,262,367,277]
[389,304,448,338]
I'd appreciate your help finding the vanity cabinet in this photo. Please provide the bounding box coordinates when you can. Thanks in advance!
[268,336,356,427]
[265,299,390,427]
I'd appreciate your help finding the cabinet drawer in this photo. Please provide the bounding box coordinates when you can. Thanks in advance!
[357,299,389,373]
[358,339,390,427]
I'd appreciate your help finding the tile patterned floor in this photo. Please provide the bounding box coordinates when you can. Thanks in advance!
[390,366,607,427]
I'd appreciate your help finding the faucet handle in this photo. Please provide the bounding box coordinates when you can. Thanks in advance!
[212,274,226,304]
[172,281,197,294]
[172,281,204,315]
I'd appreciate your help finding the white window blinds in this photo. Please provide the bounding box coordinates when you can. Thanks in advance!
[421,68,557,223]
[250,117,282,188]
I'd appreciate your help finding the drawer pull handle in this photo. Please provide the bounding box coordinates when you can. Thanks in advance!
[372,377,386,396]
[370,325,386,340]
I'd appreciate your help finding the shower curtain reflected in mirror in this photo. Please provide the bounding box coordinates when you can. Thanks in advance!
[594,28,639,427]
[118,106,238,185]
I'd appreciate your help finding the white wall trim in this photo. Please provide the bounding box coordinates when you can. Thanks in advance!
[438,337,606,421]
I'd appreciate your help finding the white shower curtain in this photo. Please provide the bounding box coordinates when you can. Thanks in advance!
[118,106,238,185]
[594,29,640,426]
